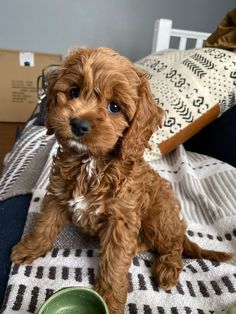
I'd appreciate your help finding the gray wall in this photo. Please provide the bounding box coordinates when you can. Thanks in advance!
[0,0,235,61]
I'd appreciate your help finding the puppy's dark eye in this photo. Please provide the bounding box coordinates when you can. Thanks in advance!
[107,102,121,114]
[69,87,80,99]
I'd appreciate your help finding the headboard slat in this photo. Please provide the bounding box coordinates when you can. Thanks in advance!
[152,19,211,52]
[195,38,204,48]
[179,37,187,50]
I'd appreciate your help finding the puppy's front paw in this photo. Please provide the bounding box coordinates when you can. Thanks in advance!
[11,241,50,264]
[95,284,125,314]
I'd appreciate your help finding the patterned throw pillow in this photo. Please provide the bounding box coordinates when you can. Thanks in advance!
[136,48,236,161]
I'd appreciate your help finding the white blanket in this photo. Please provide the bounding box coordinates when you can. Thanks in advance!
[1,144,236,314]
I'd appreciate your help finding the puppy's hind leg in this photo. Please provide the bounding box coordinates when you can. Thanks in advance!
[11,195,71,264]
[142,199,186,290]
[152,236,184,291]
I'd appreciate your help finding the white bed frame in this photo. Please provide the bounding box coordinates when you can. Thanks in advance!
[152,19,211,52]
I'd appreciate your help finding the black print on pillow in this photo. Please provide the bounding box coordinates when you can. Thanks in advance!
[135,48,236,160]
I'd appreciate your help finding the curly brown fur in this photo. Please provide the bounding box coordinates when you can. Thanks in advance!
[11,47,233,314]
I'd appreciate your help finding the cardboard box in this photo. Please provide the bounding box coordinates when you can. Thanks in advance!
[0,49,62,122]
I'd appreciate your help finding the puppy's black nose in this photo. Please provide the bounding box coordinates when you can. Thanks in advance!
[70,118,91,136]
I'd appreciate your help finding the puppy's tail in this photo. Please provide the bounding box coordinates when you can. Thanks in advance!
[183,235,234,262]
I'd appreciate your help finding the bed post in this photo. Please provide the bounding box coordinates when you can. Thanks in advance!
[152,19,172,52]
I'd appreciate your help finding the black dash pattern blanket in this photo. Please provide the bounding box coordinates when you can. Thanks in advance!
[1,143,236,314]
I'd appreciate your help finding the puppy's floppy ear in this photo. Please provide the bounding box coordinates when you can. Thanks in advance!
[45,68,62,135]
[121,68,163,160]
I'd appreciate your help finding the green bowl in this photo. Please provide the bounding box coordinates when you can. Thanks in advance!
[38,286,109,314]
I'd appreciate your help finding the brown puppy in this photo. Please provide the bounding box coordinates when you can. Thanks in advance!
[11,47,232,314]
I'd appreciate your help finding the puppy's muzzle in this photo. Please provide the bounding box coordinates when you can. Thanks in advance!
[70,118,91,136]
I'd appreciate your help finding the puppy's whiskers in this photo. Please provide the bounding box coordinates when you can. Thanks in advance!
[69,140,88,153]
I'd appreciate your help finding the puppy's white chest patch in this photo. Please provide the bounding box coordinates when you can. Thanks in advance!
[69,195,87,211]
[82,156,96,179]
[69,195,87,223]
[68,157,96,223]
